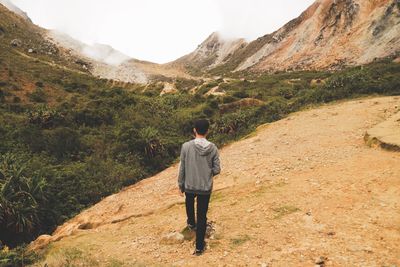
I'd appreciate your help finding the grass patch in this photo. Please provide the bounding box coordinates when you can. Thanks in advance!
[210,191,225,203]
[42,247,100,267]
[107,259,126,267]
[272,205,300,219]
[230,234,251,246]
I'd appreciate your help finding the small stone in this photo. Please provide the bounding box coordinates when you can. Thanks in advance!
[160,232,184,245]
[315,256,327,266]
[10,39,22,47]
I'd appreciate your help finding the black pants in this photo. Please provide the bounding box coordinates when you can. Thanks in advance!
[185,192,211,250]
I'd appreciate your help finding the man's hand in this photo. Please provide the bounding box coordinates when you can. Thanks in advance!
[178,188,184,197]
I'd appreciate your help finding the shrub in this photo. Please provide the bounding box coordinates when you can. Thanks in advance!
[64,82,89,94]
[28,88,46,103]
[45,127,83,160]
[232,91,249,98]
[27,106,64,128]
[0,245,40,266]
[0,153,47,247]
[73,108,114,127]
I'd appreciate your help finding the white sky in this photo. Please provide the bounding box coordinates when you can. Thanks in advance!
[10,0,315,63]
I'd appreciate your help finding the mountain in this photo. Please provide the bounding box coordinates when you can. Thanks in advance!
[46,30,149,83]
[207,0,400,73]
[0,3,89,76]
[169,32,247,74]
[47,30,195,84]
[0,0,31,21]
[29,96,400,266]
[0,2,191,84]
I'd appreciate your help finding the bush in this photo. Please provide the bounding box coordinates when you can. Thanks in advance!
[45,127,83,160]
[64,82,89,94]
[232,91,249,98]
[27,106,64,128]
[28,88,46,103]
[0,245,40,267]
[73,108,114,127]
[0,153,47,247]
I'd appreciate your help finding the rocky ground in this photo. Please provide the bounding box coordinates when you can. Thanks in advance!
[31,96,400,267]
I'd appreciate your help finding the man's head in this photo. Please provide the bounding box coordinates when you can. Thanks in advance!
[193,119,210,137]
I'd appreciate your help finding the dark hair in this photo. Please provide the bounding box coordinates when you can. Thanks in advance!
[194,119,210,135]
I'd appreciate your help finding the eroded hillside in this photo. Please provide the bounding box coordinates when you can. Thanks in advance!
[210,0,400,74]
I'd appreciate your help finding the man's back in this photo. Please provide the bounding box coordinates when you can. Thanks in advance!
[178,138,220,195]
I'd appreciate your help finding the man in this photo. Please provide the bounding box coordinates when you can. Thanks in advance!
[178,119,221,256]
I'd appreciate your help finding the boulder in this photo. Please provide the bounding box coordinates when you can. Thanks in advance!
[10,39,22,47]
[28,234,52,251]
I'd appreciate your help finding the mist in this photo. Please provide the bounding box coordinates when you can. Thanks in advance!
[8,0,315,63]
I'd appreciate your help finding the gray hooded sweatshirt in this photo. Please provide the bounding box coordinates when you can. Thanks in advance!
[178,138,221,195]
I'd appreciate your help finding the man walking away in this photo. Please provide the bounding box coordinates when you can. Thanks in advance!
[178,119,221,256]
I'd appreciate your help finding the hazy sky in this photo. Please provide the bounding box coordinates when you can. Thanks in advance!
[10,0,315,63]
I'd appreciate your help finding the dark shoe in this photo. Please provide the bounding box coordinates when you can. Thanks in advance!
[192,241,206,256]
[192,248,204,256]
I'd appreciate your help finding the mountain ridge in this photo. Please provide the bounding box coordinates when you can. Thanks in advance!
[2,0,399,81]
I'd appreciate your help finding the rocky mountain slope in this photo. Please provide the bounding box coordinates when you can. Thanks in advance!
[4,0,399,81]
[169,32,247,74]
[0,4,89,76]
[208,0,400,73]
[30,96,400,266]
[46,30,193,84]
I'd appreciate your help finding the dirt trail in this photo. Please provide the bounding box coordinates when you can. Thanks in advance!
[14,50,89,76]
[31,97,400,267]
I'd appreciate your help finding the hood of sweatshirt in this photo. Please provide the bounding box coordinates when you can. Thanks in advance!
[193,138,213,156]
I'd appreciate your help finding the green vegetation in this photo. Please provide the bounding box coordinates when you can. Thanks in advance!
[1,37,399,253]
[0,245,40,267]
[1,5,400,257]
[272,206,300,219]
[230,234,251,246]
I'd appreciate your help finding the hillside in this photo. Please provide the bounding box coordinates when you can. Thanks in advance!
[169,32,247,75]
[209,0,400,74]
[29,96,400,266]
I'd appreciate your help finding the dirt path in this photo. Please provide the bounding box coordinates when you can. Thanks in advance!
[14,50,89,76]
[31,96,400,267]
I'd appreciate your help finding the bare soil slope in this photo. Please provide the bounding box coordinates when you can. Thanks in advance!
[31,97,400,266]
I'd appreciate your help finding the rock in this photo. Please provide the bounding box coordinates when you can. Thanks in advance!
[10,39,22,47]
[315,256,327,266]
[28,234,52,250]
[28,48,34,53]
[160,232,184,245]
[160,82,178,96]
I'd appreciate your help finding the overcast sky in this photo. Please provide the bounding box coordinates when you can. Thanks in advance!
[10,0,315,63]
